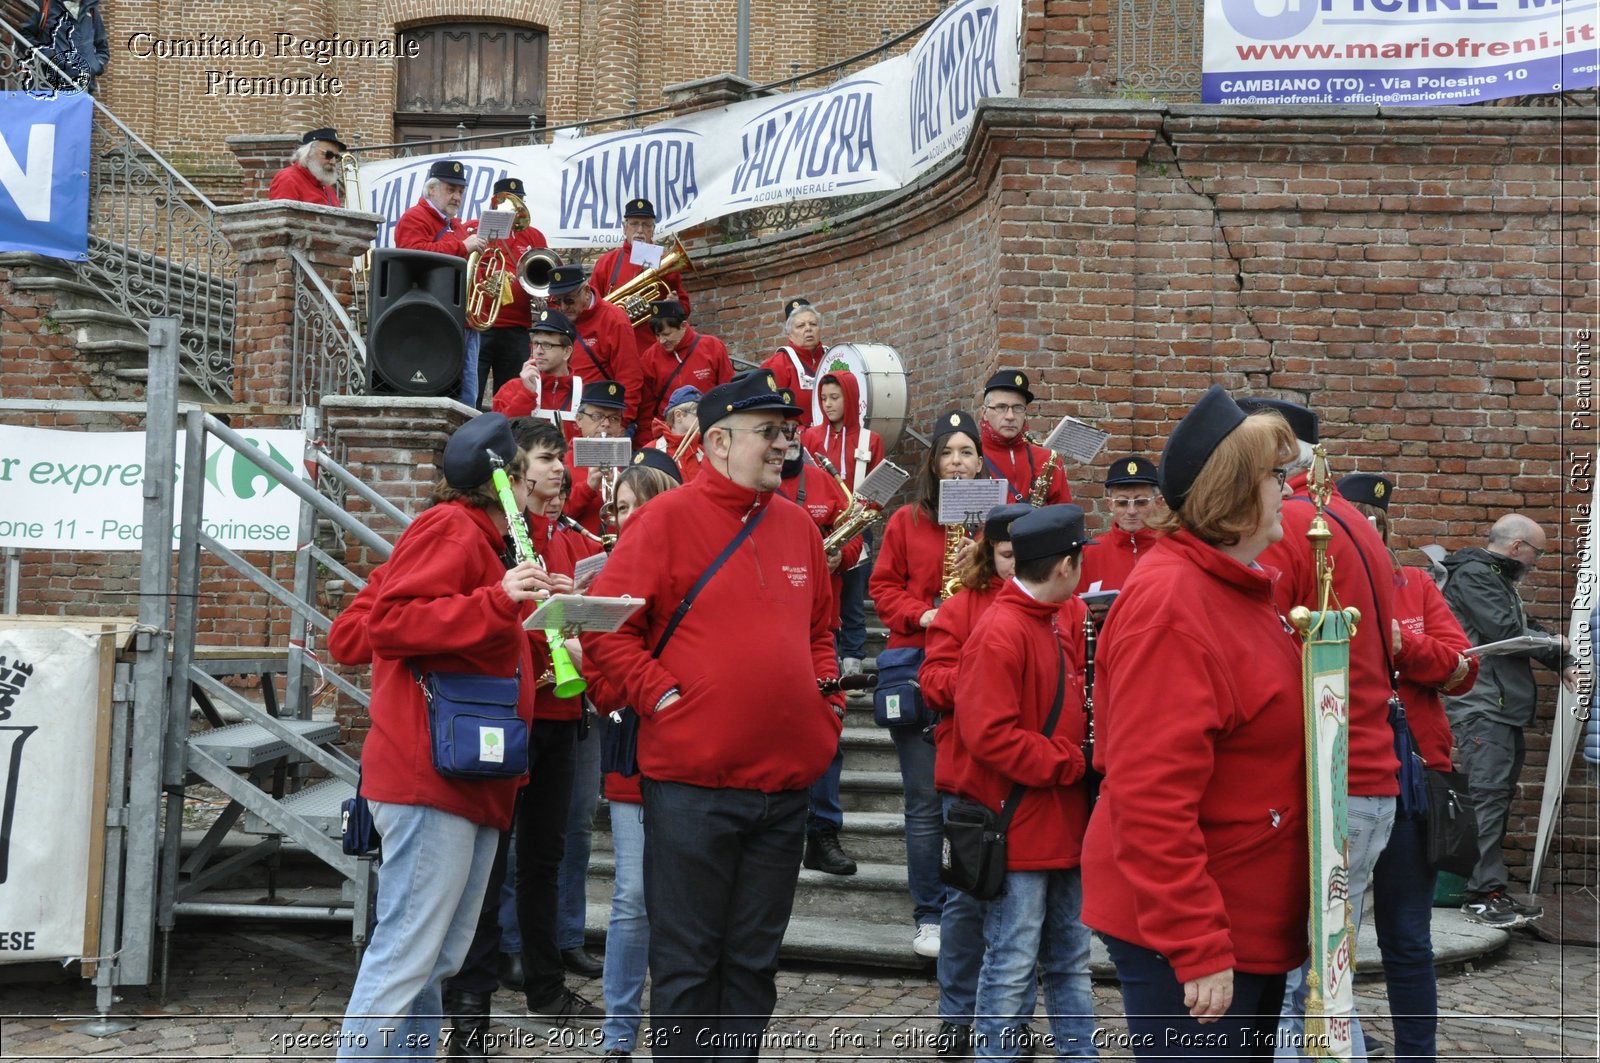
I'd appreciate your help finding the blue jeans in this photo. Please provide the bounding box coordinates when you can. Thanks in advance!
[558,719,603,951]
[641,779,808,1061]
[974,868,1096,1060]
[498,816,520,956]
[891,724,945,925]
[806,738,845,834]
[337,801,498,1060]
[1103,933,1287,1059]
[1372,812,1437,1063]
[459,330,480,408]
[603,801,649,1053]
[836,530,873,660]
[1275,794,1396,1062]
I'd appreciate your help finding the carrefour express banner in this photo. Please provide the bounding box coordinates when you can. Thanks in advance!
[0,426,304,551]
[1204,0,1599,105]
[356,0,1021,247]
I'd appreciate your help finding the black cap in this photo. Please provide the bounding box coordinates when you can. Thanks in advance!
[1105,455,1159,487]
[493,177,526,197]
[983,503,1034,543]
[426,159,468,187]
[302,127,347,152]
[580,380,627,410]
[546,263,586,295]
[631,448,682,483]
[1158,384,1248,510]
[443,413,517,490]
[623,198,657,219]
[930,410,983,456]
[983,369,1034,405]
[699,372,804,432]
[531,308,576,339]
[1237,397,1318,445]
[1338,473,1393,511]
[1010,504,1095,562]
[783,297,813,320]
[650,299,686,324]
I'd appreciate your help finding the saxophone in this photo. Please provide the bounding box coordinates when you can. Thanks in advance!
[940,521,965,600]
[1027,432,1061,506]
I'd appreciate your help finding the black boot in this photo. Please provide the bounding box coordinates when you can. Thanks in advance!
[933,1021,973,1060]
[803,828,858,875]
[442,988,492,1062]
[497,950,525,991]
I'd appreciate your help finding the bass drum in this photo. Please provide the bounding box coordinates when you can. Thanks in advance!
[821,343,909,452]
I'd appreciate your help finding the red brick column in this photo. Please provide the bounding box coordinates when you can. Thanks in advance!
[223,135,304,205]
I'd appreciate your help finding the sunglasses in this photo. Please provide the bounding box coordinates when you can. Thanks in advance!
[1110,496,1154,508]
[728,423,800,443]
[320,150,343,162]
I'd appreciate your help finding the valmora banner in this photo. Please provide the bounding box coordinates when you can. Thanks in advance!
[0,91,91,261]
[0,425,305,551]
[1203,0,1599,106]
[356,0,1021,248]
[0,626,104,964]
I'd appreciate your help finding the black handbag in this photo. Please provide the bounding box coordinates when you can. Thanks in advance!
[940,643,1067,901]
[1423,768,1479,876]
[416,668,528,779]
[341,767,379,855]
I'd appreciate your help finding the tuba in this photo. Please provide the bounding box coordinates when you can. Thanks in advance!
[465,190,532,331]
[516,247,564,299]
[605,235,695,325]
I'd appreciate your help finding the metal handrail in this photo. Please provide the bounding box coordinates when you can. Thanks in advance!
[291,250,364,359]
[289,250,366,407]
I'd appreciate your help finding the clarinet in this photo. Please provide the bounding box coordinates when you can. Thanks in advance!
[1081,608,1102,808]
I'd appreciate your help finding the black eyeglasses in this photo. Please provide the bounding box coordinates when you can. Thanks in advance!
[320,150,343,162]
[727,423,800,443]
[531,339,568,352]
[1269,468,1288,488]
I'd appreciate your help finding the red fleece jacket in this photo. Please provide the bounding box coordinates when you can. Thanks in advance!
[394,198,471,257]
[800,370,884,489]
[1080,530,1308,982]
[1394,565,1477,767]
[979,421,1072,506]
[268,162,340,207]
[762,344,828,428]
[870,505,948,651]
[571,297,645,432]
[1078,526,1162,594]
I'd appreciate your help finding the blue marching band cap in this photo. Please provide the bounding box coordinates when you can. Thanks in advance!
[698,372,804,432]
[1104,455,1159,487]
[624,198,657,219]
[1010,504,1094,562]
[303,127,347,152]
[1237,396,1319,445]
[650,299,686,323]
[426,159,468,186]
[443,413,517,490]
[783,297,812,319]
[581,379,627,410]
[666,385,703,412]
[930,409,983,455]
[631,448,682,483]
[546,263,587,295]
[983,503,1034,543]
[1158,384,1248,511]
[493,176,526,197]
[983,368,1034,404]
[531,308,576,338]
[1338,472,1394,511]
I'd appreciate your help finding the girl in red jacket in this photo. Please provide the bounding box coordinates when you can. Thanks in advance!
[1339,473,1476,1063]
[1079,387,1305,1059]
[337,414,554,1061]
[868,409,984,959]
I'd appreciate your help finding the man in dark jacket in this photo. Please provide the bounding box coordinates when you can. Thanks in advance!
[22,0,108,92]
[1443,513,1582,927]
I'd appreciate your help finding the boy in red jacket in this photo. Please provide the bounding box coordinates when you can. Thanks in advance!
[951,505,1097,1060]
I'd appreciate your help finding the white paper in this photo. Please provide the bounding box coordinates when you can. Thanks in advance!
[937,479,1009,526]
[1043,416,1111,464]
[629,239,664,269]
[526,594,646,633]
[855,460,910,508]
[570,437,635,469]
[1464,634,1564,658]
[477,208,515,242]
[572,552,608,588]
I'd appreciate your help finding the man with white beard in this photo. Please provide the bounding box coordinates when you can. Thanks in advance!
[268,128,345,207]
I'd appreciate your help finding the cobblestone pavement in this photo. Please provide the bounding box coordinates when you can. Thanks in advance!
[1,921,1594,1060]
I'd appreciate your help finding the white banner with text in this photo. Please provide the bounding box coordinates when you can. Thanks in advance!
[0,425,305,551]
[356,0,1021,248]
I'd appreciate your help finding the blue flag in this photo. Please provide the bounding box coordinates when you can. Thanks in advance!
[0,91,91,261]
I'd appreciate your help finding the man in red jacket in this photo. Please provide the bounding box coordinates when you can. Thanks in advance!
[1245,397,1399,1062]
[467,176,550,406]
[978,369,1072,506]
[561,380,630,535]
[267,127,344,207]
[1077,455,1162,618]
[394,159,488,408]
[637,299,732,448]
[951,504,1096,1059]
[491,308,584,440]
[544,263,645,438]
[586,372,844,1061]
[589,198,693,352]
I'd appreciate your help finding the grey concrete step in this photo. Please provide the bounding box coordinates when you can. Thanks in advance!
[840,724,899,773]
[77,337,150,357]
[838,769,908,813]
[591,805,906,865]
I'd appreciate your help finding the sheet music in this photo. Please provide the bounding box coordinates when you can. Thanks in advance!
[477,209,515,242]
[573,552,608,588]
[629,239,664,268]
[571,437,634,468]
[856,460,910,507]
[526,594,646,633]
[1044,416,1111,464]
[937,479,1008,525]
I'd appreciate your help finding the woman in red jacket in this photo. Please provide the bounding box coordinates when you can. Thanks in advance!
[868,409,984,959]
[1080,386,1304,1058]
[1339,473,1476,1063]
[336,414,554,1061]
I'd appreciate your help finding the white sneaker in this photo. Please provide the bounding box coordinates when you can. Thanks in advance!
[912,922,941,958]
[840,657,863,678]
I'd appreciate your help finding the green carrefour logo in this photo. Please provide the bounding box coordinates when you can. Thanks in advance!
[205,438,294,500]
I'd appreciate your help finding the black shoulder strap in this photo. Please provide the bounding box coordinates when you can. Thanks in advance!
[983,456,1026,503]
[608,247,626,289]
[652,505,770,658]
[1286,496,1397,688]
[997,641,1069,831]
[576,335,612,380]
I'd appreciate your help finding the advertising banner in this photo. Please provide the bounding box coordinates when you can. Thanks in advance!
[0,91,91,261]
[356,0,1021,248]
[0,625,105,964]
[0,426,305,551]
[1203,0,1599,106]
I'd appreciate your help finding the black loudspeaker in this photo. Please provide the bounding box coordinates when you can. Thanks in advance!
[366,249,467,396]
